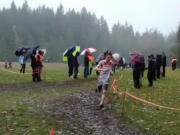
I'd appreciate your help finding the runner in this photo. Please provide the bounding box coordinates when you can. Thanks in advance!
[94,52,113,109]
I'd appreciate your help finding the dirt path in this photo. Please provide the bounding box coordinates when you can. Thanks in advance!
[42,90,145,135]
[0,78,95,91]
[0,80,146,134]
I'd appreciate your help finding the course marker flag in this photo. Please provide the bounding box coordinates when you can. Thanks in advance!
[50,128,54,135]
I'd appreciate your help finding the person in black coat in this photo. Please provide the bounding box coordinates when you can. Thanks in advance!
[31,50,37,82]
[156,54,162,79]
[139,62,145,87]
[147,55,155,86]
[67,50,74,78]
[151,54,156,81]
[73,52,80,79]
[133,61,141,89]
[162,52,166,77]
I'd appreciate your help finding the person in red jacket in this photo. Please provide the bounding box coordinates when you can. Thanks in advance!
[36,50,44,81]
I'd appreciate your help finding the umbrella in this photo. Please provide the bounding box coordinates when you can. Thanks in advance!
[112,53,120,61]
[129,50,144,63]
[39,49,47,56]
[80,48,97,55]
[15,47,30,56]
[129,51,142,57]
[62,46,80,62]
[24,45,40,60]
[95,53,104,63]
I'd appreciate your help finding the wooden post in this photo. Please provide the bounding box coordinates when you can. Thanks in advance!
[121,89,127,117]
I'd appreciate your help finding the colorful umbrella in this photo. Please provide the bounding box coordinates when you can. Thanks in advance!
[62,46,80,62]
[129,51,142,57]
[129,50,144,63]
[80,48,97,55]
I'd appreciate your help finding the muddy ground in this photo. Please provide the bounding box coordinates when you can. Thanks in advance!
[0,81,146,135]
[41,90,145,135]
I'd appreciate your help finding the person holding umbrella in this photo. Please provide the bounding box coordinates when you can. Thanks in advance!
[129,51,144,88]
[19,51,26,73]
[63,46,80,78]
[84,51,90,78]
[67,50,74,78]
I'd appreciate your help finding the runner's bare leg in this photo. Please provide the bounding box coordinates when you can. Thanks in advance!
[100,90,107,105]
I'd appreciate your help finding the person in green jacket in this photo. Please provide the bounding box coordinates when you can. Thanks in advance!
[89,59,96,75]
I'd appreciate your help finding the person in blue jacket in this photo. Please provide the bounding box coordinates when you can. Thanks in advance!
[19,53,26,73]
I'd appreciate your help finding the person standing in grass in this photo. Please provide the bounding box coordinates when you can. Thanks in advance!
[94,52,113,109]
[171,56,178,71]
[147,55,155,87]
[19,52,26,73]
[89,55,96,75]
[67,50,74,78]
[31,50,37,82]
[156,54,162,79]
[4,61,8,69]
[36,50,44,81]
[133,61,141,89]
[162,52,166,77]
[84,51,90,78]
[73,52,80,79]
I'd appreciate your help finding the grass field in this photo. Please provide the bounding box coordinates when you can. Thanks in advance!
[110,68,180,135]
[0,62,180,135]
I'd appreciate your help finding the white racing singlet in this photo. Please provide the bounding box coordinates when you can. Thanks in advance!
[98,60,113,86]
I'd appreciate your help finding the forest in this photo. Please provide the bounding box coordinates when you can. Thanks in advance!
[0,1,179,64]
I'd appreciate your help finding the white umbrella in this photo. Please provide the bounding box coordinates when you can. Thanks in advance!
[81,48,97,55]
[112,53,120,60]
[37,49,47,56]
[40,49,47,55]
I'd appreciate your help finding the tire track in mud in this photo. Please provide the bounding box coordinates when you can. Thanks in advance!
[42,90,146,135]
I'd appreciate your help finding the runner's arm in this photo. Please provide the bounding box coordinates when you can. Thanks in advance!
[94,61,106,72]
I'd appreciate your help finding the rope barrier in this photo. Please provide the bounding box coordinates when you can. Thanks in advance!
[0,61,46,81]
[110,71,180,111]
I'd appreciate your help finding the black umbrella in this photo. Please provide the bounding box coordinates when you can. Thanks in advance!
[24,45,40,60]
[15,47,30,56]
[95,53,104,63]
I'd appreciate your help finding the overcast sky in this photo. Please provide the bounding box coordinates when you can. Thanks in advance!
[0,0,180,35]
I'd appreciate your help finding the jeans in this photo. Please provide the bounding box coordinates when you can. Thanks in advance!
[84,66,89,78]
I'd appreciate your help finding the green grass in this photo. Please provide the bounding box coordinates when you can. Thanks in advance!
[110,68,180,135]
[0,62,97,135]
[0,63,85,83]
[0,62,180,135]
